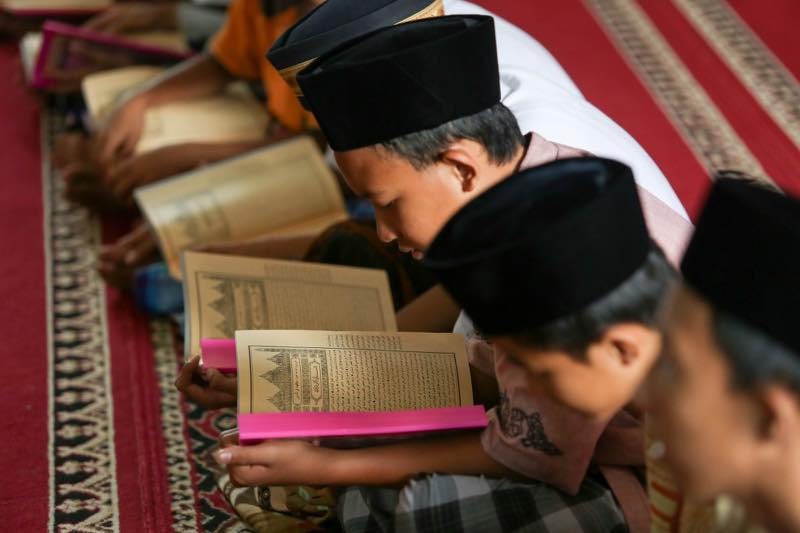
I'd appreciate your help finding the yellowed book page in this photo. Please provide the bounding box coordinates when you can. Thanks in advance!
[137,137,346,278]
[236,330,472,413]
[82,67,267,152]
[3,0,111,10]
[125,31,189,54]
[82,65,164,121]
[182,252,398,358]
[135,83,268,153]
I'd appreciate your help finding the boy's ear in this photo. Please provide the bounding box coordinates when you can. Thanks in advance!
[751,385,800,444]
[439,140,482,192]
[592,323,657,368]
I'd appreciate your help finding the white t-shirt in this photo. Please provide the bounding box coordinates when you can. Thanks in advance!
[446,0,689,221]
[444,0,583,100]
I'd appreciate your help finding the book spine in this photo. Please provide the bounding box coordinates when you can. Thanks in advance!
[238,406,488,444]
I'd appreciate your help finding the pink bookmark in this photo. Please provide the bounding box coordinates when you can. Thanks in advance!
[200,338,236,373]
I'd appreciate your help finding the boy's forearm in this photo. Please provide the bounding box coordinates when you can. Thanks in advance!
[177,124,311,168]
[159,136,284,174]
[207,233,319,260]
[132,53,233,108]
[327,431,516,486]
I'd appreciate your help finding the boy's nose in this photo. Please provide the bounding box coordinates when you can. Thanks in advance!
[376,218,397,244]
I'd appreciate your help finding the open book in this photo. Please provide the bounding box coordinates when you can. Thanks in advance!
[82,65,269,153]
[2,0,111,15]
[137,137,347,278]
[235,330,486,444]
[182,251,397,360]
[30,21,189,89]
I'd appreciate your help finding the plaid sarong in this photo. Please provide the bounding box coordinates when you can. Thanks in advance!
[338,474,628,533]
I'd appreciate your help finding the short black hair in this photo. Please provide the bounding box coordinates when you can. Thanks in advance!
[713,309,800,393]
[511,246,676,357]
[378,102,524,169]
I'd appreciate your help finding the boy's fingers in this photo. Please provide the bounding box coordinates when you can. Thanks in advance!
[123,231,156,266]
[121,133,139,159]
[213,445,270,466]
[98,130,122,165]
[228,465,272,487]
[110,170,139,202]
[174,356,201,390]
[175,357,236,409]
[103,159,123,188]
[219,431,240,448]
[98,245,121,263]
[117,223,148,247]
[105,160,129,189]
[98,224,152,266]
[207,371,238,396]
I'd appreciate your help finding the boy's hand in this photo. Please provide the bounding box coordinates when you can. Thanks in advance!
[104,148,178,201]
[53,132,92,170]
[212,431,511,488]
[97,222,158,288]
[175,356,237,409]
[214,440,333,487]
[97,94,149,164]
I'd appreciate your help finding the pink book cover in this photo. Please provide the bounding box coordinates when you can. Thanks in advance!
[32,20,192,89]
[237,406,488,446]
[201,338,237,373]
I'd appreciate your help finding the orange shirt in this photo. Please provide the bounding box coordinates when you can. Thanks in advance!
[210,0,317,132]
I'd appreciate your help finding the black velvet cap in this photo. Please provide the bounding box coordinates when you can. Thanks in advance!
[296,15,500,151]
[423,157,652,336]
[267,0,444,106]
[681,178,800,355]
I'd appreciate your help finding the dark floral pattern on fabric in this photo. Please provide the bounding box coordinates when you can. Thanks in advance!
[498,393,562,456]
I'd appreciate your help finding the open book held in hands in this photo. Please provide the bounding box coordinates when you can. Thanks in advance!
[235,329,487,445]
[138,137,348,279]
[82,65,269,153]
[182,251,397,361]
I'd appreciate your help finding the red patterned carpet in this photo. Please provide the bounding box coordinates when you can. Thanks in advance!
[2,1,798,531]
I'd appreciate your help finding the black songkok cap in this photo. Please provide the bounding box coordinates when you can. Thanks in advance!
[423,157,652,336]
[681,178,800,355]
[267,0,444,106]
[297,15,500,151]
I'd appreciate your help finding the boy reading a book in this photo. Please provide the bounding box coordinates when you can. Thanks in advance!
[424,157,676,531]
[424,167,791,531]
[644,178,800,532]
[58,0,322,222]
[211,16,682,532]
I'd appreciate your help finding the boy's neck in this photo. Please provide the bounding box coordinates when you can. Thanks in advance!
[511,134,531,173]
[473,141,528,199]
[497,140,528,181]
[748,448,800,531]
